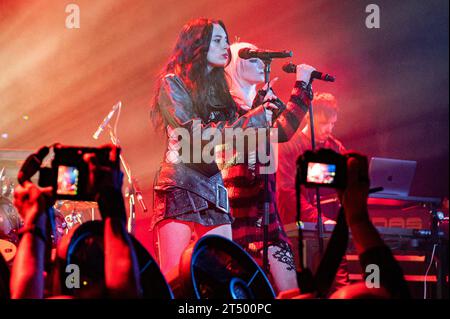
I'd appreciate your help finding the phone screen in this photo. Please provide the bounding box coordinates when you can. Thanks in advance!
[56,165,79,195]
[306,162,336,185]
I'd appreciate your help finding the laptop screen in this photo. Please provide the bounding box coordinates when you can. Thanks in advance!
[369,157,417,196]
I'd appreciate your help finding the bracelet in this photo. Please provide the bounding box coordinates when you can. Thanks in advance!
[17,225,48,244]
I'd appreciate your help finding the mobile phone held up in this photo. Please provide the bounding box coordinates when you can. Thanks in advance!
[38,144,120,201]
[297,148,347,189]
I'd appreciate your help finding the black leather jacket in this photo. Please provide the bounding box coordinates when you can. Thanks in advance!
[157,74,269,171]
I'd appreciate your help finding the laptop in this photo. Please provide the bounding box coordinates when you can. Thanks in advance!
[369,157,417,196]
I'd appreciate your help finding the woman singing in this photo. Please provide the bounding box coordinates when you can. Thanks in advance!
[222,41,316,292]
[150,19,273,276]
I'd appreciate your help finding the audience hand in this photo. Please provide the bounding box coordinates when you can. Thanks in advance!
[337,152,371,226]
[13,181,53,227]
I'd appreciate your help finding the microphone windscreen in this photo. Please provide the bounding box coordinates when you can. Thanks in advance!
[282,62,296,73]
[238,48,252,59]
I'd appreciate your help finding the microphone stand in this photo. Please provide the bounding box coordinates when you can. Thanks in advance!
[261,58,272,274]
[107,128,148,234]
[294,81,325,294]
[307,91,325,256]
[428,204,448,299]
[295,156,315,293]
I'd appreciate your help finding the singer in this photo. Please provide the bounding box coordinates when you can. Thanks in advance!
[222,42,315,293]
[149,19,278,276]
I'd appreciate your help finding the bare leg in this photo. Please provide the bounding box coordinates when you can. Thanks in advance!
[155,220,193,276]
[202,223,232,240]
[268,244,298,293]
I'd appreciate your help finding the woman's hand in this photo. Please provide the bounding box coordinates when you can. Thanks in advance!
[296,64,316,83]
[261,77,280,123]
[261,77,278,94]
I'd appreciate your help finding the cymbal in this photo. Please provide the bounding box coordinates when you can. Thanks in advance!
[56,200,98,211]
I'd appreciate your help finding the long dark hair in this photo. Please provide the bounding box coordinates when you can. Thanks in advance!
[150,18,236,130]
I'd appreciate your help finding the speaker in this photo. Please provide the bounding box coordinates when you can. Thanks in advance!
[168,235,275,299]
[56,220,173,298]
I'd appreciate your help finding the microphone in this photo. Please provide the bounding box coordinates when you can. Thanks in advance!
[18,146,50,185]
[282,62,335,82]
[238,48,293,60]
[93,101,121,140]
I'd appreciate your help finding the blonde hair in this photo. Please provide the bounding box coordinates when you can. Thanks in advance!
[225,42,259,107]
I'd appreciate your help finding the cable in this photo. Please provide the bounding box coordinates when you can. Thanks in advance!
[423,243,437,299]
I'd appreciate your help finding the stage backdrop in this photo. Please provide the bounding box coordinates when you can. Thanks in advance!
[1,0,448,253]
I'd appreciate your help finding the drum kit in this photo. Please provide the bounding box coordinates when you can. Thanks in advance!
[0,167,99,263]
